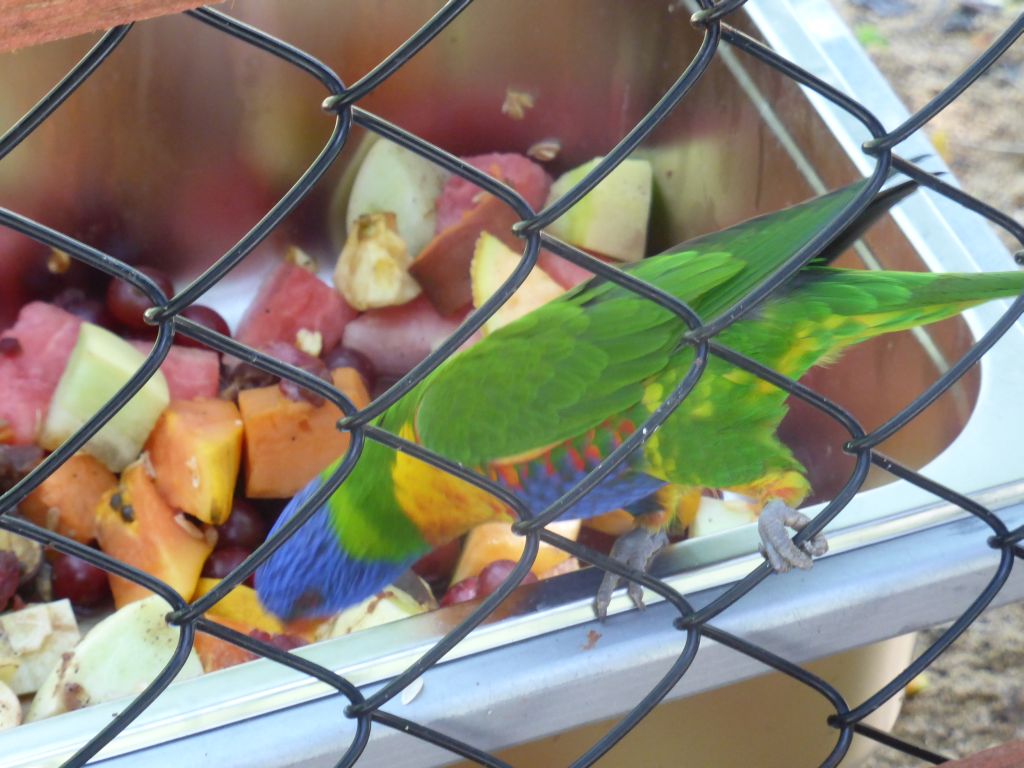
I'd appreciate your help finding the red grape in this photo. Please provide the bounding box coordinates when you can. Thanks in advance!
[478,560,536,598]
[202,547,255,586]
[439,561,540,607]
[253,498,286,520]
[412,538,463,590]
[440,575,479,607]
[321,344,376,392]
[0,337,20,357]
[106,265,174,330]
[51,552,111,607]
[249,629,306,652]
[263,342,331,406]
[216,499,269,551]
[23,250,107,304]
[52,287,114,327]
[0,551,19,611]
[0,444,43,494]
[177,305,230,349]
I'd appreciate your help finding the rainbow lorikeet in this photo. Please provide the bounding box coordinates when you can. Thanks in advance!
[255,178,1024,621]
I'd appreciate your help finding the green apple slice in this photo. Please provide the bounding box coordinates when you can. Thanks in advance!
[39,323,170,472]
[545,157,653,262]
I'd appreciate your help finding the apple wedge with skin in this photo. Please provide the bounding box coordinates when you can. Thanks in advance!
[344,138,449,260]
[545,157,653,263]
[26,595,203,722]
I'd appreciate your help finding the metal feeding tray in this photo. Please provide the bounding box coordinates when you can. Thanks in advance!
[2,0,1024,766]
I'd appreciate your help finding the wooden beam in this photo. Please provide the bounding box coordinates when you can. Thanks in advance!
[0,1,207,54]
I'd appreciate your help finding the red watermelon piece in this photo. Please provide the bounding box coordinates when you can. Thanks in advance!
[436,153,552,234]
[0,302,83,444]
[131,342,220,401]
[235,262,357,355]
[342,296,475,378]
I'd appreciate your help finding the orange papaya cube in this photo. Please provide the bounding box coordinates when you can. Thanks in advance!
[582,509,636,537]
[95,461,215,608]
[194,616,259,673]
[194,577,286,635]
[20,453,116,543]
[238,367,370,499]
[451,519,582,584]
[145,398,244,525]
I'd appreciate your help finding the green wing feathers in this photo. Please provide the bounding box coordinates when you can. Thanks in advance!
[413,252,744,466]
[412,183,875,467]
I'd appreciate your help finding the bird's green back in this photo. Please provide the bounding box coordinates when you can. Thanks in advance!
[412,181,872,469]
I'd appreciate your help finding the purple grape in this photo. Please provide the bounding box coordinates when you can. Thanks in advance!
[216,499,269,551]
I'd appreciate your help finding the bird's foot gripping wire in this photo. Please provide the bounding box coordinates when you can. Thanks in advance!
[757,499,828,572]
[594,527,669,620]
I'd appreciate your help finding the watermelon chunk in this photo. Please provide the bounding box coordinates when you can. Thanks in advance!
[435,153,552,234]
[235,262,357,355]
[131,342,220,401]
[0,302,83,444]
[342,296,472,378]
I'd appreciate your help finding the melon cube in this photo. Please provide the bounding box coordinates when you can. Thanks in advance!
[39,323,170,472]
[342,296,470,378]
[145,398,244,525]
[95,461,215,608]
[0,302,83,444]
[239,368,370,498]
[435,153,552,233]
[131,342,221,401]
[235,261,357,355]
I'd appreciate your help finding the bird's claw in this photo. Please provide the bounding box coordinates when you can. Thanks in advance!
[757,500,828,573]
[594,528,669,620]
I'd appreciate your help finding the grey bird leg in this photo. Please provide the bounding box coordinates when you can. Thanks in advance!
[594,527,669,620]
[757,499,829,572]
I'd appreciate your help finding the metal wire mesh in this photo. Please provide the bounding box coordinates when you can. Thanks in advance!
[1,1,1023,766]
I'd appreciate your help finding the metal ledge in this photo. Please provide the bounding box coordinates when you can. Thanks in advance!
[75,499,1024,767]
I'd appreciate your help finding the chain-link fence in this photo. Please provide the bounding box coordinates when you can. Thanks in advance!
[1,0,1024,766]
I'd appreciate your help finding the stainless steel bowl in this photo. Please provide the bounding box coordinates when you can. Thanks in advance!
[1,1,1022,765]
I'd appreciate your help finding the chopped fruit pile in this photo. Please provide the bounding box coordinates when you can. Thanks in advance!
[0,138,688,728]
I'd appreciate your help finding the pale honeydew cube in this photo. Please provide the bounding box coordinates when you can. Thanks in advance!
[39,322,170,472]
[26,595,202,722]
[544,157,653,262]
[690,496,760,539]
[0,599,80,696]
[0,680,20,730]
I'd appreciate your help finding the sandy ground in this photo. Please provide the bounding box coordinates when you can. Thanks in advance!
[830,1,1024,765]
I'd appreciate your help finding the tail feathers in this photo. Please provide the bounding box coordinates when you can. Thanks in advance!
[254,482,415,621]
[790,267,1024,342]
[809,180,919,268]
